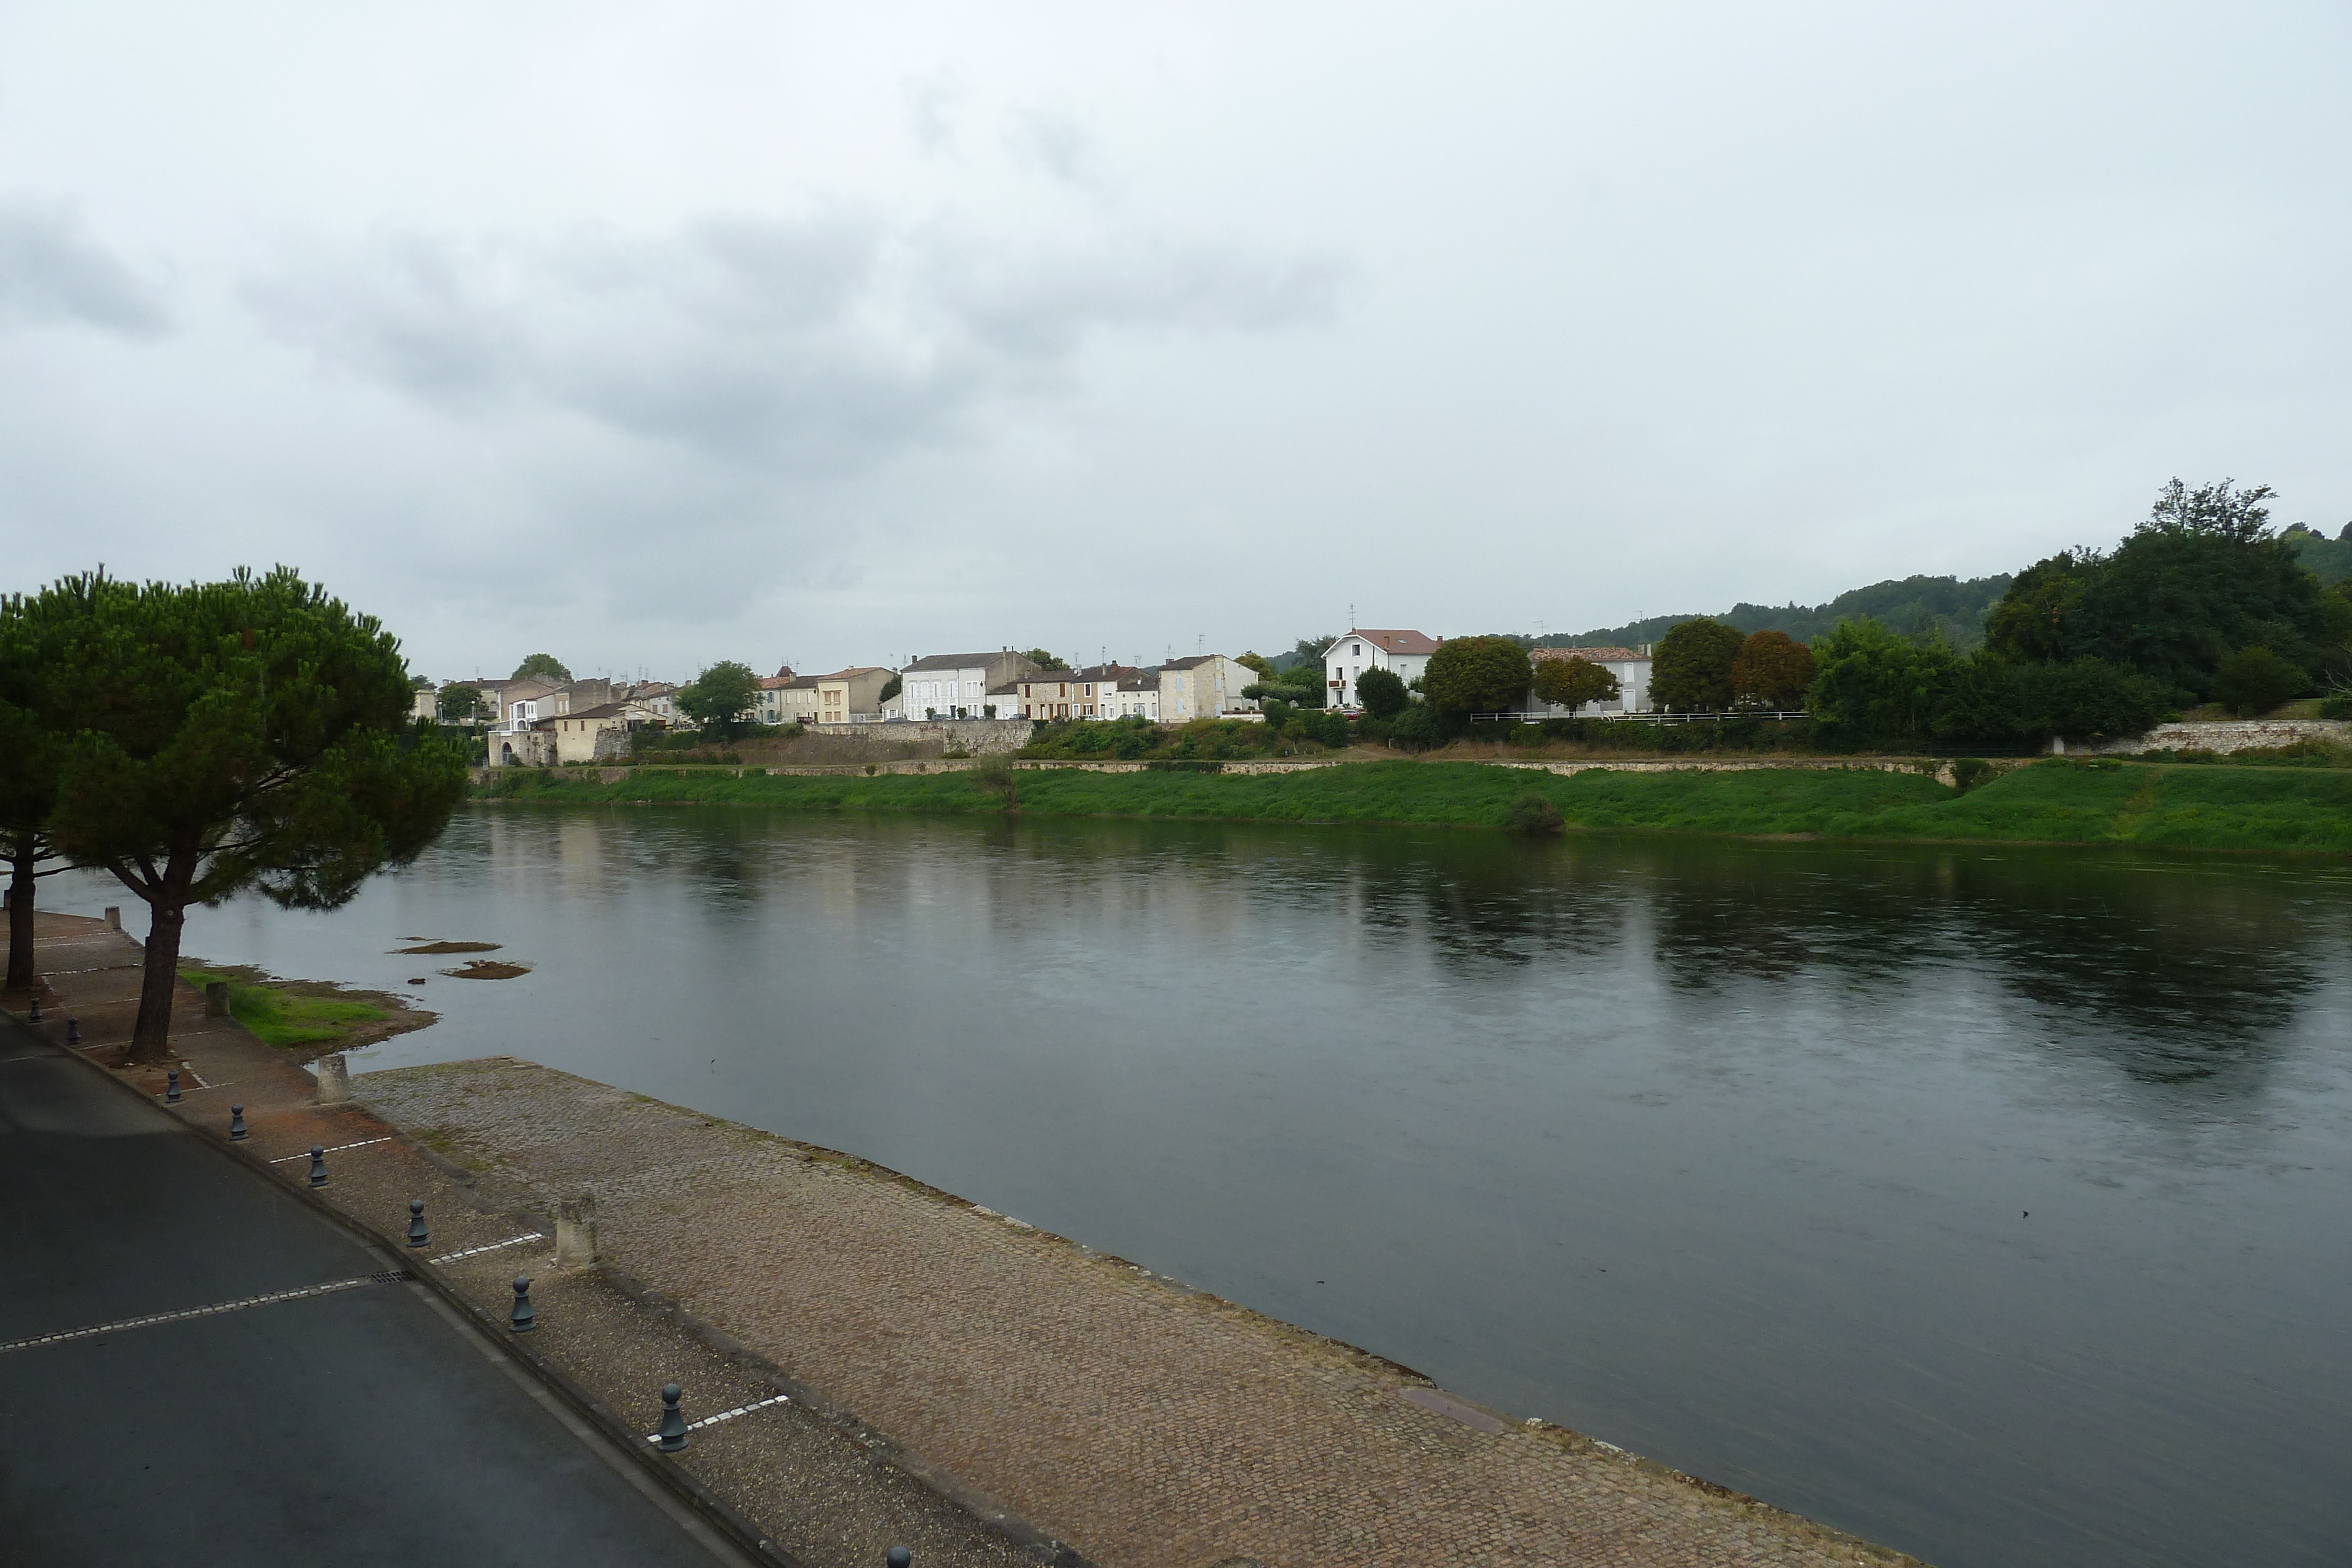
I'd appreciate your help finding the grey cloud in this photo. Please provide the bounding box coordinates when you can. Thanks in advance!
[944,243,1349,359]
[0,200,169,336]
[904,75,962,153]
[245,211,1345,472]
[243,235,519,403]
[1007,108,1099,188]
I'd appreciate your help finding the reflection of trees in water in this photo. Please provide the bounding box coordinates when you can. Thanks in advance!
[1943,858,2327,1086]
[1639,842,2337,1088]
[1214,828,1630,971]
[527,805,2343,1094]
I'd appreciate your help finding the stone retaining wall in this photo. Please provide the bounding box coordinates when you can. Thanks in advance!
[2078,719,2352,756]
[806,718,1035,754]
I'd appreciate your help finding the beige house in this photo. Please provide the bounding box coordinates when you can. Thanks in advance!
[1160,655,1261,723]
[754,670,820,726]
[815,667,894,724]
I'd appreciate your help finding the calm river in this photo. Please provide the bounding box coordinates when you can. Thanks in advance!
[52,805,2352,1567]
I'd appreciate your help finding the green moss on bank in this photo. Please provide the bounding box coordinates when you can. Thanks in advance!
[473,758,2352,853]
[178,967,400,1050]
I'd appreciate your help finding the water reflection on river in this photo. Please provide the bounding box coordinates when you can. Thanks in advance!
[59,807,2352,1568]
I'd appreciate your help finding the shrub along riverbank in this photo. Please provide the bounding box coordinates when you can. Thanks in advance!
[472,758,2352,853]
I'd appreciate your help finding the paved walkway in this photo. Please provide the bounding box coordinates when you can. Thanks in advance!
[0,983,741,1564]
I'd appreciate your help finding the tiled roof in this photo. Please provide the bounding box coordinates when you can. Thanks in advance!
[901,651,1011,672]
[1532,645,1648,663]
[1342,628,1439,656]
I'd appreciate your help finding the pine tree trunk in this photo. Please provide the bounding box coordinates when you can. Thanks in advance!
[5,842,35,993]
[129,901,184,1065]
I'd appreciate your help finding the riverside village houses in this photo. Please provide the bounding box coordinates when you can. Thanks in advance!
[898,650,1042,720]
[1324,629,1439,711]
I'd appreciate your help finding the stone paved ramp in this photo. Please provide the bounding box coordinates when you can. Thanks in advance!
[360,1058,1921,1568]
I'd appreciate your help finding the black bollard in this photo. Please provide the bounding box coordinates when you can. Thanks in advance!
[308,1146,329,1187]
[510,1275,536,1333]
[406,1198,430,1249]
[888,1550,911,1568]
[229,1104,247,1141]
[27,997,41,1024]
[165,1069,182,1104]
[65,1018,79,1045]
[656,1384,689,1452]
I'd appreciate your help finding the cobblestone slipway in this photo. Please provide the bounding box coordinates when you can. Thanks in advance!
[357,1058,1922,1568]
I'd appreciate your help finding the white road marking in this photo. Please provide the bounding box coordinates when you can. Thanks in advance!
[645,1393,790,1440]
[431,1232,545,1263]
[0,1272,411,1355]
[269,1136,392,1163]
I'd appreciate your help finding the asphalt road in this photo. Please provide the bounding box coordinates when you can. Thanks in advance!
[0,1031,744,1567]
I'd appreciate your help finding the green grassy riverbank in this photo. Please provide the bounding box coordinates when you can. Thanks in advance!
[472,758,2352,853]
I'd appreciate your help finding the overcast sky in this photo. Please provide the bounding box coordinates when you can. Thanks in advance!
[3,2,2347,680]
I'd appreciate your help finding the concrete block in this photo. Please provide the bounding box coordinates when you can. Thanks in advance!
[316,1052,352,1104]
[556,1194,599,1268]
[104,906,121,931]
[203,980,230,1018]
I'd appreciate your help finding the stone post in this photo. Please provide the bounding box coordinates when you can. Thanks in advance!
[203,981,230,1018]
[556,1194,599,1268]
[315,1052,352,1104]
[104,907,122,931]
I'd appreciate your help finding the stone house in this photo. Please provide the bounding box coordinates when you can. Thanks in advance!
[1324,629,1438,711]
[543,700,663,763]
[1526,646,1652,716]
[898,651,1043,720]
[1160,654,1261,723]
[487,698,664,767]
[1016,665,1135,720]
[624,680,681,726]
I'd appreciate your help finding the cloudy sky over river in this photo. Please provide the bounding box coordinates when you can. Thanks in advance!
[3,2,2348,675]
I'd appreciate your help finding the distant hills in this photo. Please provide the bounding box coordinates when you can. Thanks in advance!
[1533,573,2015,653]
[2285,524,2352,586]
[1522,528,2351,655]
[1282,524,2352,670]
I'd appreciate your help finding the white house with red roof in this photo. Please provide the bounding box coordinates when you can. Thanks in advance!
[1324,628,1439,710]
